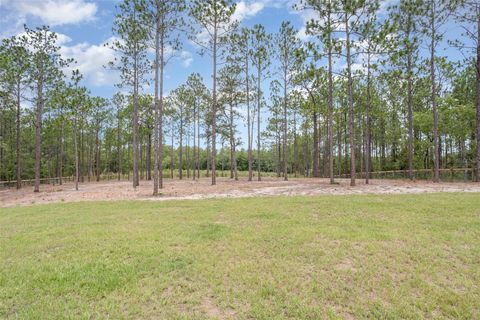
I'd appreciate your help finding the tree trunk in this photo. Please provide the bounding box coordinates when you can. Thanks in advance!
[74,116,79,191]
[153,19,160,194]
[476,10,480,182]
[365,53,372,184]
[179,110,183,180]
[327,24,334,184]
[34,75,44,192]
[345,14,356,186]
[171,132,174,179]
[430,2,440,183]
[293,110,298,177]
[95,127,101,182]
[147,132,151,180]
[246,52,253,182]
[407,40,414,180]
[133,49,140,188]
[187,129,190,179]
[197,104,200,179]
[16,81,21,189]
[117,109,122,181]
[313,110,319,178]
[193,102,197,181]
[59,118,64,185]
[257,58,262,181]
[283,68,288,181]
[211,25,218,186]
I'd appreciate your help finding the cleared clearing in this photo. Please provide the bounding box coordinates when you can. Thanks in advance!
[1,177,480,207]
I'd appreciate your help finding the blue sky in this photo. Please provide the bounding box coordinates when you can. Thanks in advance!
[0,0,470,148]
[0,0,305,99]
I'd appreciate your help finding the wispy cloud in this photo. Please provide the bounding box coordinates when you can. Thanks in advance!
[1,0,97,26]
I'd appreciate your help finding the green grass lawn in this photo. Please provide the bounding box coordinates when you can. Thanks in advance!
[1,194,479,319]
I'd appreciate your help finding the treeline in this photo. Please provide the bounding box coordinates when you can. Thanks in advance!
[0,0,479,193]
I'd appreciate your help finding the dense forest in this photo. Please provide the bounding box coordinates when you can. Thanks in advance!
[0,0,479,193]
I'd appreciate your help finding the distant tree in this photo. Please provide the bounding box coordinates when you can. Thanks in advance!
[451,0,480,181]
[357,7,393,184]
[142,0,185,194]
[108,0,149,188]
[186,73,209,180]
[337,0,378,186]
[0,36,30,189]
[419,0,456,182]
[190,0,237,185]
[297,0,342,184]
[21,25,70,192]
[274,21,301,181]
[218,63,243,180]
[230,28,253,180]
[390,0,422,181]
[250,24,271,181]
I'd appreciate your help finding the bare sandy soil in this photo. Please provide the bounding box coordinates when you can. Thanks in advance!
[1,177,479,208]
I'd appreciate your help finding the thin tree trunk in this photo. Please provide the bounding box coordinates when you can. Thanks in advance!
[313,110,319,177]
[197,104,200,179]
[153,17,160,194]
[117,109,122,181]
[74,116,79,191]
[187,129,190,179]
[171,132,174,179]
[34,75,43,192]
[407,17,414,180]
[147,132,151,180]
[246,51,253,182]
[16,81,21,189]
[179,110,183,180]
[293,110,298,177]
[95,127,101,182]
[365,53,372,184]
[59,116,64,185]
[327,20,334,184]
[283,67,288,181]
[345,14,356,186]
[133,49,140,188]
[211,24,218,186]
[193,102,197,181]
[430,1,440,182]
[476,10,480,182]
[158,32,165,188]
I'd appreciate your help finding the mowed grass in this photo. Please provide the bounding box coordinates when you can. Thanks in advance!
[1,194,479,319]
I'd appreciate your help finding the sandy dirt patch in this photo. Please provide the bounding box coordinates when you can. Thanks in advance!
[1,177,479,208]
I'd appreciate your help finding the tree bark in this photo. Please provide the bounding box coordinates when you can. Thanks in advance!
[476,10,480,182]
[179,107,183,180]
[74,116,79,191]
[34,72,44,192]
[283,65,288,181]
[313,110,319,177]
[345,13,356,186]
[430,1,440,182]
[327,20,334,184]
[16,81,21,189]
[257,58,261,181]
[133,47,140,188]
[365,53,372,184]
[153,15,160,195]
[211,21,218,186]
[406,13,415,181]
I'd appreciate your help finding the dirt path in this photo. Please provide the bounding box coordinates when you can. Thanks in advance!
[1,177,479,208]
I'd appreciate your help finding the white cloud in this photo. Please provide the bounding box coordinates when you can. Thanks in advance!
[59,37,118,86]
[3,0,97,26]
[232,1,265,22]
[180,51,193,68]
